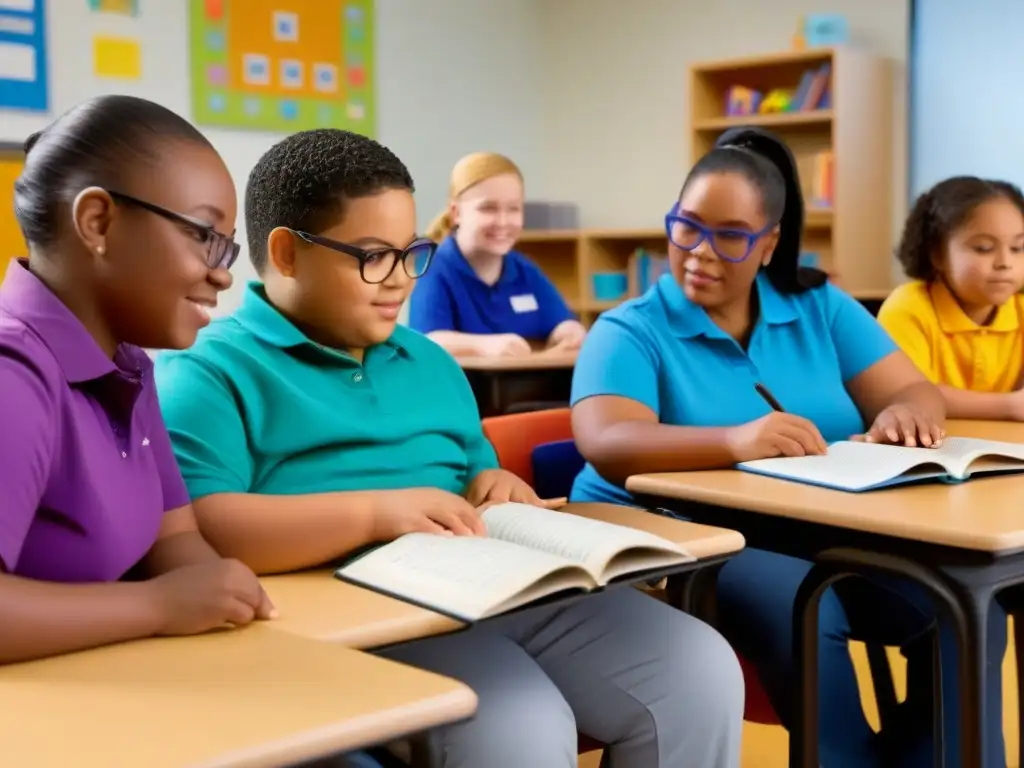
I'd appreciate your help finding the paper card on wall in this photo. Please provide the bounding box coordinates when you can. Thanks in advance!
[0,0,35,11]
[313,62,336,93]
[273,11,298,42]
[242,53,269,85]
[0,40,34,80]
[280,59,303,88]
[0,14,34,34]
[203,0,222,21]
[93,35,141,79]
[87,0,139,16]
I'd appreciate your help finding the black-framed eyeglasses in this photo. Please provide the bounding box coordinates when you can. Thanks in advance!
[108,191,241,270]
[665,203,776,263]
[289,229,437,285]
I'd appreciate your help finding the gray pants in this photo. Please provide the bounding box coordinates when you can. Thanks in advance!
[380,587,743,768]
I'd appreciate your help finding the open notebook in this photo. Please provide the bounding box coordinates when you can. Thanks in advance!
[334,502,694,622]
[738,436,1024,492]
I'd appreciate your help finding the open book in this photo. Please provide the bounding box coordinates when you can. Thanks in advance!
[738,436,1024,492]
[334,502,694,622]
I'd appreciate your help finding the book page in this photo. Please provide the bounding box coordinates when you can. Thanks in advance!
[739,441,953,491]
[481,503,692,585]
[336,533,594,621]
[940,437,1024,477]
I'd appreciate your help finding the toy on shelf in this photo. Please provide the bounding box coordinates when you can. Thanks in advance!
[804,14,849,47]
[725,86,763,116]
[759,88,793,114]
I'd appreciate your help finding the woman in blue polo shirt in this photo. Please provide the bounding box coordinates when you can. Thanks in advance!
[568,127,999,766]
[410,152,587,356]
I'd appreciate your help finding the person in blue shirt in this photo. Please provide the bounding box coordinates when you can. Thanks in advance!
[155,129,745,768]
[568,127,1003,767]
[411,152,587,357]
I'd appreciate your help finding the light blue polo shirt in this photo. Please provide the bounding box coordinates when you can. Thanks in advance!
[570,272,897,505]
[409,235,575,340]
[153,282,498,500]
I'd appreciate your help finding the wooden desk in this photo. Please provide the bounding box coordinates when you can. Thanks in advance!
[457,352,577,416]
[0,624,476,768]
[456,351,578,371]
[626,420,1024,552]
[626,419,1024,768]
[263,502,744,650]
[265,572,462,648]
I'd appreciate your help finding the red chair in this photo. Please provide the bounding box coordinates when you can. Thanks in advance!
[481,408,783,753]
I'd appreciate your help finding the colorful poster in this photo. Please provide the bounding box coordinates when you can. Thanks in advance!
[0,0,48,112]
[189,0,374,135]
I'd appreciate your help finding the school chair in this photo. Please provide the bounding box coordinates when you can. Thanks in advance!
[480,408,903,736]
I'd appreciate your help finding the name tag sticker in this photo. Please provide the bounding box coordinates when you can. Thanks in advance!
[510,294,539,313]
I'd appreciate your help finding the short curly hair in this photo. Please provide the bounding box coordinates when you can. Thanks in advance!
[896,176,1024,281]
[244,129,414,274]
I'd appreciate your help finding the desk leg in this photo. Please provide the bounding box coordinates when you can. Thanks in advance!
[791,548,969,768]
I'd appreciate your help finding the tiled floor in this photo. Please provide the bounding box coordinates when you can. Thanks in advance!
[579,630,1022,768]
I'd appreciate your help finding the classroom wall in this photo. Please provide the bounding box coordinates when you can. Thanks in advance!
[909,0,1024,197]
[0,0,546,315]
[535,0,910,246]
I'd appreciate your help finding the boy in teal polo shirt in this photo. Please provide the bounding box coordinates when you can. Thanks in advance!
[154,128,743,768]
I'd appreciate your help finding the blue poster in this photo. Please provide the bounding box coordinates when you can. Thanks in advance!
[0,0,48,112]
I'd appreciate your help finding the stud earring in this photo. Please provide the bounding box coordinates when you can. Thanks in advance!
[96,246,105,255]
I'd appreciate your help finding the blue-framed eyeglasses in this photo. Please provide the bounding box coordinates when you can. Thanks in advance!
[664,204,776,264]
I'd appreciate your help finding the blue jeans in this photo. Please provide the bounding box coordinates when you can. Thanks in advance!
[716,548,1007,767]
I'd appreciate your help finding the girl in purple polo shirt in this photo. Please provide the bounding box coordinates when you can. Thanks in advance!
[0,95,275,664]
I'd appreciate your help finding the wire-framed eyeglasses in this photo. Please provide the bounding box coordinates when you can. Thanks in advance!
[107,191,240,269]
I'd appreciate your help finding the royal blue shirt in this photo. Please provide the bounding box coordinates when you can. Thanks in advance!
[409,236,575,340]
[570,272,897,505]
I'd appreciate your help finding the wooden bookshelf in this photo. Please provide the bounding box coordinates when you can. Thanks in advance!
[515,228,668,326]
[688,47,895,295]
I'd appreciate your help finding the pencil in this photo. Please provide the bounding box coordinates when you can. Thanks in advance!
[754,382,785,412]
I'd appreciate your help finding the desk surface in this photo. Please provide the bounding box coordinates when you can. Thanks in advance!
[0,624,476,768]
[456,351,577,371]
[265,502,745,646]
[627,420,1024,553]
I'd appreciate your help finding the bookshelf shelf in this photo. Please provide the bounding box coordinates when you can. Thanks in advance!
[693,109,833,132]
[688,47,895,295]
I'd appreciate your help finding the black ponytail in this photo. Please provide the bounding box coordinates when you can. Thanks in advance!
[14,95,212,249]
[896,176,1024,281]
[680,126,827,294]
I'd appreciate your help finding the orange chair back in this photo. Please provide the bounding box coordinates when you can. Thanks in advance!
[481,408,573,487]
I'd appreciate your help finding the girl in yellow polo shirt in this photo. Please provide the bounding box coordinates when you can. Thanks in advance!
[878,176,1024,420]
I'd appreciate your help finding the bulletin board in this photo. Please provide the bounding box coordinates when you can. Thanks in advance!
[0,143,27,274]
[0,0,49,112]
[189,0,375,135]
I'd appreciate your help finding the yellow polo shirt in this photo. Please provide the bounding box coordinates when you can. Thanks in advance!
[877,280,1024,391]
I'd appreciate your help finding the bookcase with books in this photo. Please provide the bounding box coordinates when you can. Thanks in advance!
[688,47,895,297]
[515,229,669,326]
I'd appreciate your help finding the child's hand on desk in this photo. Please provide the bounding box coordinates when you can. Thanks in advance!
[726,412,828,462]
[478,333,532,357]
[852,404,944,448]
[464,468,564,509]
[370,488,486,538]
[146,559,277,636]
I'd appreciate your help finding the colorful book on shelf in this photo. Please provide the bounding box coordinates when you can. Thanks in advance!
[737,437,1024,493]
[334,503,694,622]
[796,150,834,209]
[799,63,831,111]
[627,248,669,296]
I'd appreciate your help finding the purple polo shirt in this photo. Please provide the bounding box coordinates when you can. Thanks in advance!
[0,260,189,582]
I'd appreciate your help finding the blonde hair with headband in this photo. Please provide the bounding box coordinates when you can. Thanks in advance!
[426,152,523,242]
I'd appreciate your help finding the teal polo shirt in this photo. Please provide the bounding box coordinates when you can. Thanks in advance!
[153,282,498,499]
[570,272,897,505]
